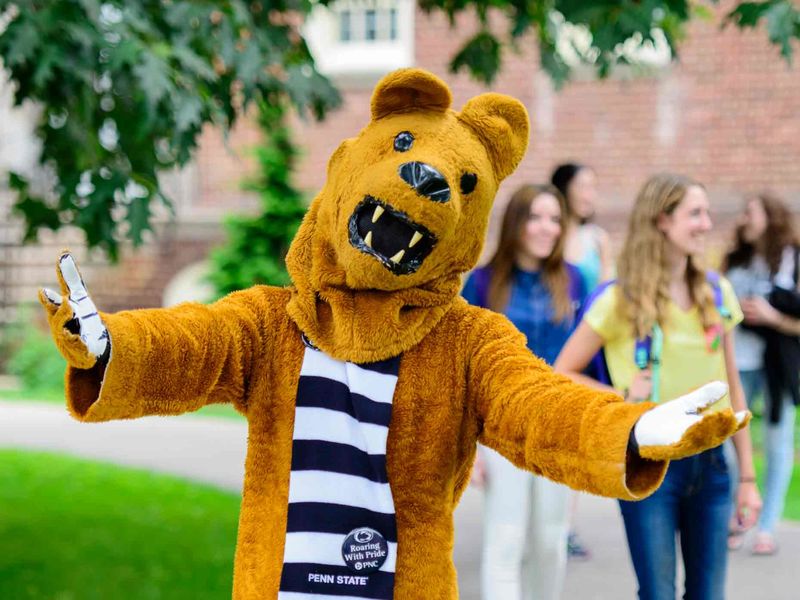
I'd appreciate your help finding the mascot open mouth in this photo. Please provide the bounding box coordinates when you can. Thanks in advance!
[348,196,437,275]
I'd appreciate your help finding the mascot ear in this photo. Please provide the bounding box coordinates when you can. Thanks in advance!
[458,93,529,182]
[371,68,452,121]
[326,139,352,176]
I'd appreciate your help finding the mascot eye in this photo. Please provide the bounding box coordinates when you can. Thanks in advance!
[460,173,478,195]
[393,131,414,152]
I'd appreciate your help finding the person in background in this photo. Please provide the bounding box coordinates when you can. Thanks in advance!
[550,162,611,558]
[555,173,761,600]
[551,163,614,293]
[462,183,586,600]
[722,192,800,555]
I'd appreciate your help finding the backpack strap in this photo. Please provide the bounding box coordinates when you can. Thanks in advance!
[576,278,615,323]
[705,270,731,319]
[567,265,582,304]
[576,278,616,386]
[472,267,492,309]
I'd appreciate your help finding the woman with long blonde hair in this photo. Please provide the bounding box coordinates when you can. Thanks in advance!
[555,174,761,600]
[462,183,586,600]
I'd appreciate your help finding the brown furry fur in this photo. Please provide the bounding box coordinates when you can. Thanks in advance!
[40,69,741,599]
[59,287,666,598]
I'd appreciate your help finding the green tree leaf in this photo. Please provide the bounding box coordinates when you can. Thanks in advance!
[766,1,798,61]
[126,196,152,246]
[133,51,174,107]
[4,19,38,67]
[449,31,502,84]
[1,0,796,261]
[1,0,341,259]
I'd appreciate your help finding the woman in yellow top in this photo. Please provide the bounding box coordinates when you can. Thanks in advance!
[554,173,762,600]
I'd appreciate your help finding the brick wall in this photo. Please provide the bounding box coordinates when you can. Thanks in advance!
[293,6,800,250]
[0,199,222,321]
[2,4,798,325]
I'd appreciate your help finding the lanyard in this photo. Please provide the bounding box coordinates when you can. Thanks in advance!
[649,324,663,404]
[633,323,663,404]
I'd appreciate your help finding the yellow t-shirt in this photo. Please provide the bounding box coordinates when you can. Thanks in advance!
[584,277,743,410]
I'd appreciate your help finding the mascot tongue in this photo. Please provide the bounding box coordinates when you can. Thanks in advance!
[285,195,460,364]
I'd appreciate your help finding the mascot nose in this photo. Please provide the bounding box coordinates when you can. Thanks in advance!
[398,162,451,203]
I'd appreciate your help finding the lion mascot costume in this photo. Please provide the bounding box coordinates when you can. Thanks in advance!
[40,69,747,599]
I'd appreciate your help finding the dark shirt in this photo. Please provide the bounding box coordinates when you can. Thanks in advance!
[462,265,586,365]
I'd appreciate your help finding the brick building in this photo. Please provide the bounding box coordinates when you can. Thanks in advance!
[1,3,799,333]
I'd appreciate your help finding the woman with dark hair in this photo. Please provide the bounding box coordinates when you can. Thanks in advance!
[462,183,586,600]
[550,162,611,559]
[722,192,800,555]
[551,163,613,293]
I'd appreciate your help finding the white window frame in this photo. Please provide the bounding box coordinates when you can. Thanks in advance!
[304,0,415,81]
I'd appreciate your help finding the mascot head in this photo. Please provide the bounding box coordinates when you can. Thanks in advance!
[286,69,530,361]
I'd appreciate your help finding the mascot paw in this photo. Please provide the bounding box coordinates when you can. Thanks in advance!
[634,381,750,461]
[39,252,109,370]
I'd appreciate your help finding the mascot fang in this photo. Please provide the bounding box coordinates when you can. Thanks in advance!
[40,69,748,599]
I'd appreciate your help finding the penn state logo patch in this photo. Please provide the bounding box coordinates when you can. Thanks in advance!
[341,527,389,574]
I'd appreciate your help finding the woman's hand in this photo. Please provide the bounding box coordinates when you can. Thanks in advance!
[735,481,763,530]
[741,296,780,327]
[626,368,652,402]
[470,452,487,488]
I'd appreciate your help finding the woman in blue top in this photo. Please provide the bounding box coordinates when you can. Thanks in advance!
[462,183,585,600]
[551,162,611,559]
[551,163,613,294]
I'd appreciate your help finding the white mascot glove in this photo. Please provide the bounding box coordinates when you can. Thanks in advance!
[633,381,750,461]
[39,252,109,368]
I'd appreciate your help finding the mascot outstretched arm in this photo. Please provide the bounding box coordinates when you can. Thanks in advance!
[40,69,747,600]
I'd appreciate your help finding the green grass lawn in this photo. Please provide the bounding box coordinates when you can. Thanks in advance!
[0,449,241,600]
[0,388,65,403]
[747,412,800,522]
[752,454,800,522]
[0,388,244,420]
[785,469,800,521]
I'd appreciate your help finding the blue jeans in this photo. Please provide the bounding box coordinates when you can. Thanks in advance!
[619,447,731,600]
[759,393,796,533]
[739,368,765,411]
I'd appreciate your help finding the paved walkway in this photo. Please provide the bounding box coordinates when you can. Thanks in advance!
[2,400,797,599]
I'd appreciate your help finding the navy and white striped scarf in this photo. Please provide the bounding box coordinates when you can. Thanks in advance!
[278,339,401,599]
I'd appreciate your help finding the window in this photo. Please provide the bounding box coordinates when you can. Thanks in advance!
[389,9,397,40]
[305,0,414,81]
[339,10,352,42]
[364,9,376,41]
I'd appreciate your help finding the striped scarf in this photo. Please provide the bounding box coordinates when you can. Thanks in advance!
[278,338,401,599]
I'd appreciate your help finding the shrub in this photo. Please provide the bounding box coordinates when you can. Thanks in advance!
[5,305,66,393]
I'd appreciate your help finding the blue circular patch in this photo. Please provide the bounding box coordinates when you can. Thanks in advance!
[341,527,389,574]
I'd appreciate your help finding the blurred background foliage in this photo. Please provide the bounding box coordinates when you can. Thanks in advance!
[207,99,307,294]
[0,0,797,291]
